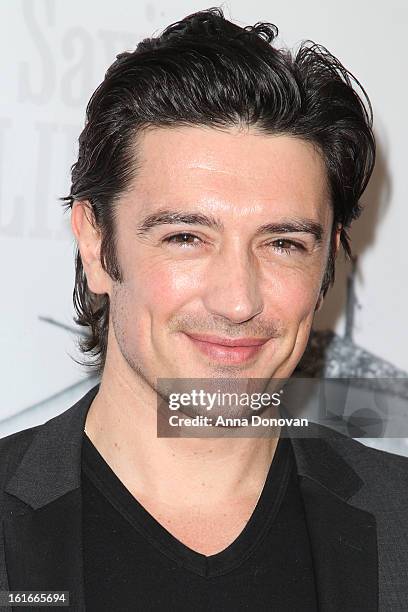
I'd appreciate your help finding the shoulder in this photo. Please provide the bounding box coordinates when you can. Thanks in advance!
[0,383,98,491]
[327,426,408,469]
[298,419,408,486]
[0,425,41,489]
[323,426,408,498]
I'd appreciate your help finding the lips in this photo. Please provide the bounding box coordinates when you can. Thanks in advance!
[184,333,269,364]
[185,333,269,347]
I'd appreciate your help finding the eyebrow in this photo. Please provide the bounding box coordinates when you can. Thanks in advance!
[136,209,324,242]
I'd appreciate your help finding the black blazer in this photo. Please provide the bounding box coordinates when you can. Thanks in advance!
[1,383,408,611]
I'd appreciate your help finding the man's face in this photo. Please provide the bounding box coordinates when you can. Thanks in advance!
[93,126,335,388]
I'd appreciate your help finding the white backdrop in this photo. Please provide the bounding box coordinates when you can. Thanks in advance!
[1,0,407,453]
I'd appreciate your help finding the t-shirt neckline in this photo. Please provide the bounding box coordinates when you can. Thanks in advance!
[81,431,292,578]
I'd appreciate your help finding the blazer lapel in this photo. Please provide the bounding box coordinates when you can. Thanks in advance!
[289,428,378,612]
[1,383,100,612]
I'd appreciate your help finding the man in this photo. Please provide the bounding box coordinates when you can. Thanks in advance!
[1,8,407,611]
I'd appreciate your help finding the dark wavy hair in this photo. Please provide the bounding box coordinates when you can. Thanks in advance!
[61,7,375,377]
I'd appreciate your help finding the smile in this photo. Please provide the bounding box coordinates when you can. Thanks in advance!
[183,333,269,364]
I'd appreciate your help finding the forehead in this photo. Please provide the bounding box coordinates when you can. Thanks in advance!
[127,126,331,223]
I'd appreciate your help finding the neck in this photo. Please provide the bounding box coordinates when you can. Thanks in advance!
[85,366,280,507]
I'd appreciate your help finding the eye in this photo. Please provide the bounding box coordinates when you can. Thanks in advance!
[267,238,305,254]
[162,232,203,247]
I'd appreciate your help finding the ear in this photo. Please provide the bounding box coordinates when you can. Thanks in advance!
[334,223,342,256]
[315,292,324,313]
[71,201,111,295]
[315,223,343,313]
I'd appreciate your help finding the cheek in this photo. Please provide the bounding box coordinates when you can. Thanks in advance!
[119,257,202,318]
[265,266,321,324]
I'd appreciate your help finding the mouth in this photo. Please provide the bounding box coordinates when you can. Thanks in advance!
[183,333,270,364]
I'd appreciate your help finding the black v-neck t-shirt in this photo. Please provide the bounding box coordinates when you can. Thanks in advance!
[81,432,318,611]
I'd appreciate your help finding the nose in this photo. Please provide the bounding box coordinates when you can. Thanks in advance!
[202,242,264,324]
